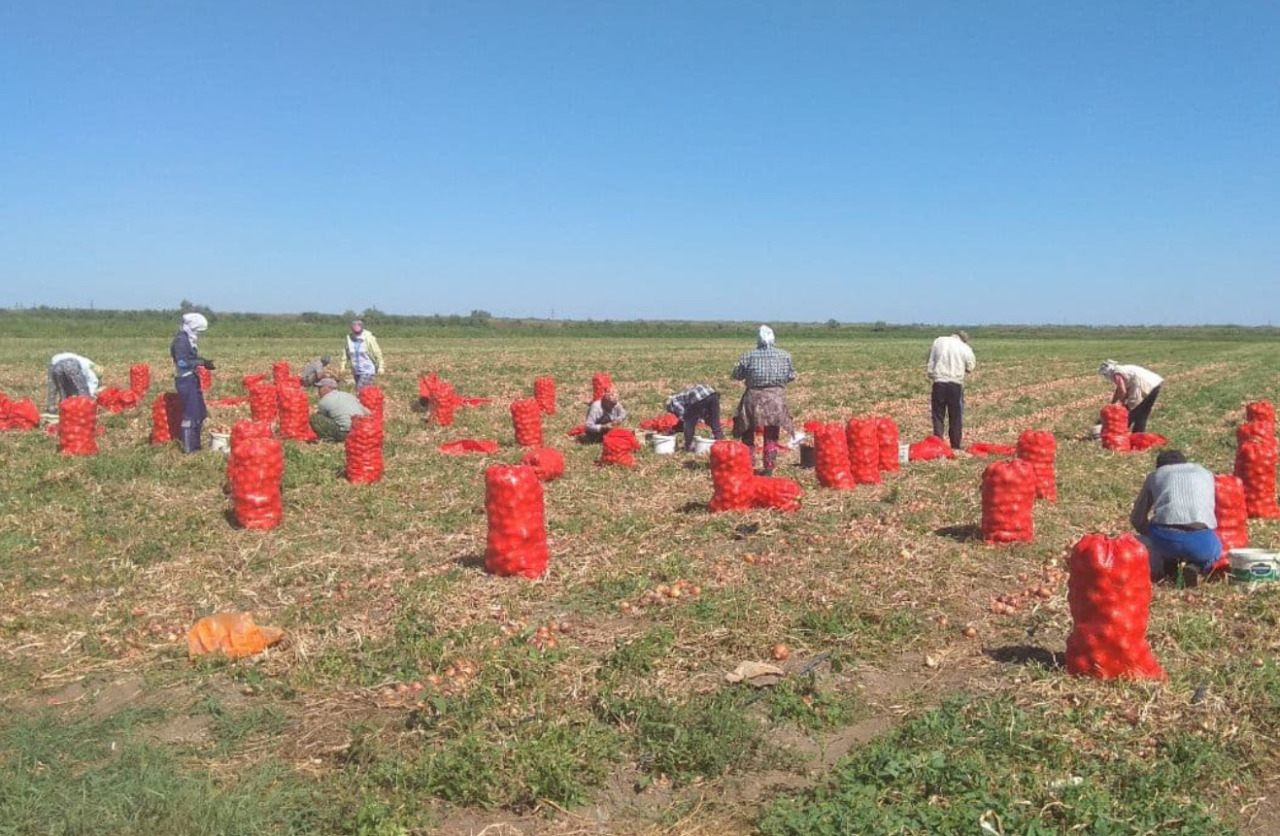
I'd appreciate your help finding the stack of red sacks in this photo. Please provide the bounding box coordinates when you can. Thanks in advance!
[845,418,881,484]
[980,459,1036,543]
[226,420,274,481]
[599,428,641,466]
[358,386,385,424]
[58,396,98,455]
[534,376,556,415]
[1016,430,1056,502]
[0,394,40,431]
[1235,420,1280,519]
[707,440,802,512]
[276,384,316,442]
[484,464,549,578]
[522,447,565,482]
[1214,474,1248,569]
[150,393,183,444]
[228,433,284,529]
[813,422,855,490]
[1100,404,1130,451]
[129,363,150,398]
[1065,533,1166,681]
[345,415,384,483]
[511,398,544,447]
[591,373,613,402]
[875,417,900,472]
[242,373,267,393]
[248,381,279,423]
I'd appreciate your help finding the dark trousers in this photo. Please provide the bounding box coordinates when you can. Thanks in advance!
[931,381,964,449]
[1128,386,1160,433]
[176,374,208,453]
[680,393,724,451]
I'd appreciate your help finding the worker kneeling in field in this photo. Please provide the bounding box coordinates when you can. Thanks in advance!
[46,352,102,413]
[298,355,332,387]
[665,384,725,452]
[1130,449,1220,582]
[583,388,627,442]
[310,378,370,442]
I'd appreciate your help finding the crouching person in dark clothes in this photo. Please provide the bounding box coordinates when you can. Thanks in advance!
[665,384,725,452]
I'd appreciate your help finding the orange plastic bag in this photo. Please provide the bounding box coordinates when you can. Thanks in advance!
[187,612,284,658]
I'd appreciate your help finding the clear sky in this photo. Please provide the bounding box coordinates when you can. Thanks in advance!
[2,2,1277,325]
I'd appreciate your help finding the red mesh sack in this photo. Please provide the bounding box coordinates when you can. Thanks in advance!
[427,378,460,426]
[599,427,641,466]
[908,435,956,461]
[271,361,291,386]
[980,459,1036,544]
[358,386,385,425]
[1100,404,1130,451]
[227,420,275,480]
[437,439,499,455]
[96,388,137,413]
[1238,420,1276,451]
[751,475,803,511]
[276,385,316,442]
[1065,533,1166,681]
[1214,474,1248,564]
[511,398,544,447]
[813,422,855,490]
[484,464,549,579]
[0,396,39,431]
[522,447,565,482]
[591,373,613,402]
[419,373,437,401]
[58,396,98,456]
[875,416,900,473]
[845,418,881,485]
[1016,430,1057,502]
[229,436,284,530]
[968,443,1017,456]
[1246,401,1275,427]
[242,373,267,393]
[1129,433,1168,452]
[129,363,150,397]
[534,376,556,415]
[196,365,212,392]
[1235,438,1280,519]
[345,415,385,484]
[150,393,182,444]
[640,414,680,432]
[249,382,279,423]
[709,439,755,512]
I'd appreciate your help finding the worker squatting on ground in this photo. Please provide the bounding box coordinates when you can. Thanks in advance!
[298,355,332,387]
[927,331,976,450]
[170,312,214,453]
[310,377,371,441]
[45,352,101,414]
[731,325,797,476]
[583,388,627,442]
[665,384,725,452]
[1130,449,1220,582]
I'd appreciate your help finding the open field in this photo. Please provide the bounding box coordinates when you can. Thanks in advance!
[2,326,1280,835]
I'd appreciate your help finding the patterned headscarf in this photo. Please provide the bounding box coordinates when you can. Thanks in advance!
[757,324,776,349]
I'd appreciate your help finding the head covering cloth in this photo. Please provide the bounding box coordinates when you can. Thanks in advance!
[757,324,776,349]
[181,312,208,347]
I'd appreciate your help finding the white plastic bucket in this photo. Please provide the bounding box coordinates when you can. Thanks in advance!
[898,443,911,464]
[209,432,232,454]
[1228,548,1280,583]
[651,433,676,454]
[692,436,716,455]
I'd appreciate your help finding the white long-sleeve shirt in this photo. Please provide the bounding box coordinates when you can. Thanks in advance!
[926,335,976,384]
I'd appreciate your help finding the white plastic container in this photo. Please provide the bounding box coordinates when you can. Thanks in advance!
[209,431,232,454]
[650,433,676,454]
[1228,548,1280,583]
[898,442,910,464]
[692,436,716,455]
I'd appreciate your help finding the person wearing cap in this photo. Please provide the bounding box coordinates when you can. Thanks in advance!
[310,377,371,441]
[665,384,725,452]
[45,352,102,413]
[1130,449,1220,581]
[583,387,627,442]
[340,320,384,392]
[731,325,797,475]
[927,330,976,450]
[298,355,333,387]
[170,312,215,453]
[1099,359,1163,432]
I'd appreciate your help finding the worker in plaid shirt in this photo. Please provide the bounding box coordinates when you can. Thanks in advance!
[665,384,725,452]
[731,325,797,475]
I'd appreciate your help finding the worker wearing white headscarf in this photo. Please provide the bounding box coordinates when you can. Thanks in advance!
[731,324,797,475]
[1099,359,1164,432]
[170,312,214,452]
[45,353,102,413]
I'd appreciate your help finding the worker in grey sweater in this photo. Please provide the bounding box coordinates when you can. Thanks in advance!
[1130,449,1221,581]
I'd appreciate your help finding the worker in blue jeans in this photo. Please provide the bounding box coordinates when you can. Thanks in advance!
[1130,450,1221,581]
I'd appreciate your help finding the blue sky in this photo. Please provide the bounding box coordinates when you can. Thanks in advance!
[2,2,1277,325]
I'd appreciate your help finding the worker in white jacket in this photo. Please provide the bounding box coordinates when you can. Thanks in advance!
[927,331,976,449]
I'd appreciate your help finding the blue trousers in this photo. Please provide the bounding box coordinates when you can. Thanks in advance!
[1143,524,1221,580]
[176,374,207,453]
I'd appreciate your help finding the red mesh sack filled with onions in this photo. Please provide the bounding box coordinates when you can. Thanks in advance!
[271,361,290,386]
[599,427,641,466]
[981,458,1036,544]
[345,414,385,484]
[1246,400,1275,428]
[1016,430,1057,502]
[534,376,556,415]
[276,384,316,442]
[1235,438,1280,519]
[358,386,385,425]
[813,422,855,490]
[248,382,279,423]
[875,416,900,472]
[227,420,275,480]
[484,464,549,578]
[1100,404,1130,451]
[845,418,881,485]
[195,365,211,392]
[150,393,181,444]
[1065,533,1166,681]
[511,398,543,447]
[229,436,284,530]
[1214,474,1248,565]
[751,475,803,512]
[908,435,955,461]
[58,395,98,455]
[591,373,613,402]
[129,363,150,397]
[0,396,39,431]
[709,439,755,512]
[522,447,565,482]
